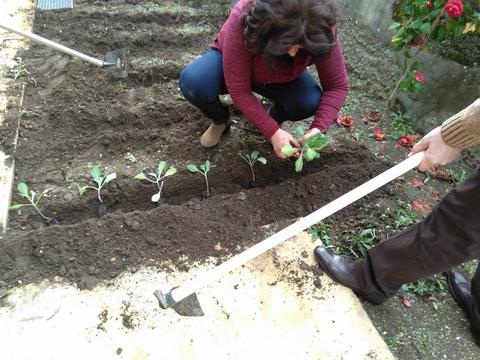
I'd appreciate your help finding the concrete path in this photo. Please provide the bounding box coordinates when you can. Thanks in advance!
[0,233,393,359]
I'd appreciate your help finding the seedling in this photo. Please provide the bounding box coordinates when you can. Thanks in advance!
[238,150,267,187]
[9,182,58,225]
[281,126,328,172]
[78,165,117,217]
[134,161,177,204]
[187,160,212,196]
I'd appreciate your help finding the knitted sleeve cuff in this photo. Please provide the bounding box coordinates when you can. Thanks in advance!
[441,112,478,150]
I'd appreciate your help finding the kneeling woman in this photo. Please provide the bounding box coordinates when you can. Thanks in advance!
[179,0,349,158]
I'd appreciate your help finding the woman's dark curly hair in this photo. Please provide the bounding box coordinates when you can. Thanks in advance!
[243,0,339,66]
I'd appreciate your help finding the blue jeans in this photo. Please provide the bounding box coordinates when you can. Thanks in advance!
[179,49,322,125]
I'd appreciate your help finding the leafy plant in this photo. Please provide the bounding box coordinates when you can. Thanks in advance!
[134,161,177,203]
[309,222,333,246]
[9,182,56,224]
[387,0,480,108]
[448,167,467,184]
[281,126,328,172]
[238,150,267,186]
[79,165,116,216]
[343,228,377,258]
[187,160,212,196]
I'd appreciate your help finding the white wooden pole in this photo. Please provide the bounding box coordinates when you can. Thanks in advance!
[169,152,425,303]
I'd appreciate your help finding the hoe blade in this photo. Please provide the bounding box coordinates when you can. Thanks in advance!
[104,48,128,78]
[154,289,204,317]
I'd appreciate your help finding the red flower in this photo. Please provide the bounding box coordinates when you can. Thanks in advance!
[415,71,425,84]
[444,0,464,19]
[399,136,410,147]
[374,127,385,141]
[426,1,433,8]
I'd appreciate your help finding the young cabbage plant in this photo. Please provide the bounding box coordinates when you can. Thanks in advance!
[187,160,212,196]
[281,126,328,172]
[238,150,267,187]
[134,161,177,204]
[9,182,58,225]
[78,165,117,217]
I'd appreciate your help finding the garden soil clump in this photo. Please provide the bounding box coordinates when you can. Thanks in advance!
[2,0,389,290]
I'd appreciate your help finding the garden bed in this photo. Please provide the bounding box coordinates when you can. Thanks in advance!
[1,0,390,290]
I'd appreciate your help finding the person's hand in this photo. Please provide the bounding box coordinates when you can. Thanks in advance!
[270,128,300,159]
[410,126,461,172]
[300,128,321,145]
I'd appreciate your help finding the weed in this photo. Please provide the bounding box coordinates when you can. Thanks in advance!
[125,152,137,163]
[9,182,56,224]
[309,222,333,246]
[187,160,212,196]
[387,111,416,139]
[402,276,447,298]
[343,228,377,258]
[448,167,467,184]
[1,57,29,80]
[238,150,267,186]
[134,161,177,203]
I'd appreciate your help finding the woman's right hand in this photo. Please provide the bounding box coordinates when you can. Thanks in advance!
[270,128,300,159]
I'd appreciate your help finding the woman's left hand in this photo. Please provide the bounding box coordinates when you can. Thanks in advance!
[301,128,321,145]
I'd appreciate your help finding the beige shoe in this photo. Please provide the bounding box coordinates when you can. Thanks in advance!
[200,122,230,148]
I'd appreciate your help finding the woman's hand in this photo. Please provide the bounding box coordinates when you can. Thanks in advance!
[270,128,300,159]
[410,126,461,172]
[301,128,321,145]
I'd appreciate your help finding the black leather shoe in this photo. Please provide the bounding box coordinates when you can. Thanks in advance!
[314,246,388,305]
[447,271,480,346]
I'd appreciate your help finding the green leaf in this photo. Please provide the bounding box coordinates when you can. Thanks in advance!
[104,173,117,184]
[305,134,328,150]
[281,144,295,157]
[419,22,432,36]
[134,173,146,180]
[205,160,211,172]
[410,19,423,30]
[17,182,28,197]
[388,22,401,31]
[157,161,167,177]
[304,148,317,161]
[257,157,267,165]
[295,157,304,173]
[9,203,29,210]
[90,166,101,181]
[251,150,260,160]
[238,152,249,163]
[164,167,177,177]
[399,79,411,92]
[187,164,199,173]
[293,126,305,139]
[453,25,464,39]
[79,187,87,196]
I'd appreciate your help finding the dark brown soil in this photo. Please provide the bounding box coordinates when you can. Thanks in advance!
[2,0,389,289]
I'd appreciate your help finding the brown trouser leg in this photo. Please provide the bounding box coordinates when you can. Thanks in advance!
[366,165,480,298]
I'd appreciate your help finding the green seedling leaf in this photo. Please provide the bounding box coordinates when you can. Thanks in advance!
[148,172,157,178]
[164,167,177,177]
[304,147,317,161]
[251,150,260,160]
[104,173,117,184]
[9,203,29,210]
[205,160,211,172]
[257,157,267,165]
[90,166,101,181]
[187,164,199,173]
[281,144,295,157]
[293,126,305,139]
[157,161,167,177]
[18,182,29,197]
[79,187,87,196]
[295,157,304,173]
[134,173,146,180]
[151,193,161,203]
[305,134,328,150]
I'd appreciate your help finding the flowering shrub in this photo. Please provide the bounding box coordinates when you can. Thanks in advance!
[387,0,480,107]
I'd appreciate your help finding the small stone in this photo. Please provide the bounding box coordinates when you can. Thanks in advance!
[236,192,247,201]
[124,218,140,231]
